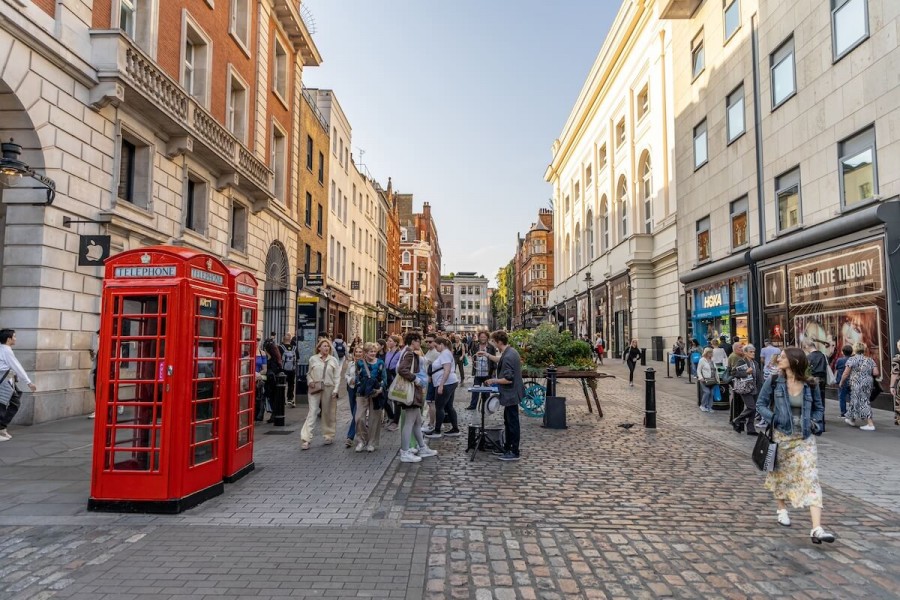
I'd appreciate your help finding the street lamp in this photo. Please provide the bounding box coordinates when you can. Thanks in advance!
[0,139,56,205]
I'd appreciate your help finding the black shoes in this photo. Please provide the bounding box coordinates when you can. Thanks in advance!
[732,422,744,433]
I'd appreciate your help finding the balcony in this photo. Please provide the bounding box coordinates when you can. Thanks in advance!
[90,31,273,205]
[659,0,702,19]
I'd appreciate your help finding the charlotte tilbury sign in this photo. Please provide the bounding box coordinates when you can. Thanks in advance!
[788,243,883,306]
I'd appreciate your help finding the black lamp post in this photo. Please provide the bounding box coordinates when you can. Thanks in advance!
[0,139,56,205]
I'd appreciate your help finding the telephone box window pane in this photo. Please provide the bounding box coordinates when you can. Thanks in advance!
[239,394,251,411]
[238,430,249,446]
[110,451,151,471]
[193,443,214,465]
[239,376,251,393]
[198,298,220,317]
[199,319,217,338]
[197,340,216,360]
[194,423,214,444]
[195,401,214,422]
[241,325,253,341]
[196,379,215,401]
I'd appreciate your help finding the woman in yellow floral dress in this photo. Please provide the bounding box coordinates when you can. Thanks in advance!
[756,347,836,544]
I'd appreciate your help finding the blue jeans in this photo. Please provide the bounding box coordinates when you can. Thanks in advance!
[839,385,850,416]
[346,384,357,440]
[700,384,713,411]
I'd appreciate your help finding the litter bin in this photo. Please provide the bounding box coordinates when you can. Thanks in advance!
[640,348,647,366]
[542,396,567,429]
[651,336,664,362]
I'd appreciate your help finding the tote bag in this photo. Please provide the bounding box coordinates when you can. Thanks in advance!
[387,376,415,406]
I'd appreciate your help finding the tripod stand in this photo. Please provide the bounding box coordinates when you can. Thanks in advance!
[469,388,503,462]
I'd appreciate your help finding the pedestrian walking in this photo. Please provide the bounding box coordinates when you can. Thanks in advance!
[425,336,461,439]
[451,334,466,383]
[834,344,853,418]
[396,332,438,463]
[756,348,835,544]
[344,346,364,447]
[688,339,702,378]
[805,343,829,422]
[673,336,686,377]
[332,333,347,368]
[839,342,879,431]
[262,337,283,423]
[594,333,606,366]
[301,339,339,450]
[731,344,762,434]
[890,339,900,426]
[421,334,440,434]
[87,329,99,419]
[354,342,387,452]
[279,334,297,408]
[483,330,525,461]
[711,338,727,367]
[0,329,36,441]
[623,339,641,387]
[759,339,780,371]
[697,348,717,413]
[467,331,497,410]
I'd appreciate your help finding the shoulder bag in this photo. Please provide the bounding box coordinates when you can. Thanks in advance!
[733,360,756,395]
[752,376,779,472]
[0,370,18,408]
[307,359,325,394]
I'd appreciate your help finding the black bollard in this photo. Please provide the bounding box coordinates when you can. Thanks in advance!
[666,352,672,378]
[545,365,557,397]
[644,368,656,429]
[274,372,287,426]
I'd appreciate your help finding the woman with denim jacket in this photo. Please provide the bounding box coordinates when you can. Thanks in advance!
[756,347,836,544]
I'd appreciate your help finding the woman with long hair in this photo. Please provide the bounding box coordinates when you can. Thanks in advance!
[343,346,364,447]
[302,339,339,450]
[354,342,387,453]
[450,334,466,383]
[756,348,835,544]
[383,335,404,432]
[623,339,641,387]
[839,342,879,431]
[696,347,716,412]
[396,332,437,462]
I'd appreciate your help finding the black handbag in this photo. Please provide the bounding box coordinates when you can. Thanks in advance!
[752,379,778,471]
[870,376,883,402]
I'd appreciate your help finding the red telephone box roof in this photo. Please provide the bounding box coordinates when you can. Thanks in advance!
[104,246,229,289]
[227,267,258,298]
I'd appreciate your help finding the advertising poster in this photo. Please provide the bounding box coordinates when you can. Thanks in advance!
[794,307,881,363]
[577,296,588,338]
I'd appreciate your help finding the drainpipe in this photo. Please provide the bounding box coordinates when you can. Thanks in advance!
[750,13,766,350]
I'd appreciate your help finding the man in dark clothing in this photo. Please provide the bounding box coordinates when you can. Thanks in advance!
[806,343,829,426]
[720,335,733,357]
[484,330,525,461]
[279,334,297,407]
[467,331,497,410]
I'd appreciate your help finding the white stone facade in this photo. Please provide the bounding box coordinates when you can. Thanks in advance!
[445,273,490,333]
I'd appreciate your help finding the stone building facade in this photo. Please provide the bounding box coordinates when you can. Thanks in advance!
[514,209,554,329]
[0,0,320,423]
[545,0,679,358]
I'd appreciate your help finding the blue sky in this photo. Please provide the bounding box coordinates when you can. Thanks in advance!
[303,1,618,284]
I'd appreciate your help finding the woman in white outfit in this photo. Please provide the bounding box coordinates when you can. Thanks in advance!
[301,339,339,450]
[0,329,36,440]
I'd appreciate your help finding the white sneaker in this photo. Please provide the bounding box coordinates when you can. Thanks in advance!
[366,444,375,452]
[844,417,857,427]
[0,429,11,440]
[355,442,365,453]
[777,509,791,527]
[418,446,438,458]
[87,412,96,419]
[810,526,836,544]
[399,450,421,463]
[860,424,875,431]
[409,447,419,455]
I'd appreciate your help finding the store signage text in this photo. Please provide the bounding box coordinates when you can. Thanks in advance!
[236,284,256,297]
[703,293,724,309]
[114,266,176,278]
[191,268,224,286]
[788,244,883,306]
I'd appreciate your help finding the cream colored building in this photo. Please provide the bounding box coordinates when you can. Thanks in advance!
[348,163,382,342]
[663,0,900,386]
[0,0,319,423]
[545,0,679,359]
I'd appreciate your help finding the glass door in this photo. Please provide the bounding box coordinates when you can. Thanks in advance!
[236,306,256,448]
[192,296,223,466]
[104,294,168,472]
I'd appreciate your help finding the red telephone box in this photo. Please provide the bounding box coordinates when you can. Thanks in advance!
[89,247,231,513]
[223,268,258,483]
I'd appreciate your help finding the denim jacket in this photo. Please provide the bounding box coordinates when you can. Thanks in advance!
[756,374,824,439]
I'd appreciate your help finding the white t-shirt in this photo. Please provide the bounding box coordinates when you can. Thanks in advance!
[430,349,459,387]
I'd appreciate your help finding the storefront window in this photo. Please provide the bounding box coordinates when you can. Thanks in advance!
[839,126,877,208]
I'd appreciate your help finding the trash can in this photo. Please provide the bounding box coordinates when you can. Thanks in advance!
[640,348,647,366]
[651,336,664,362]
[542,396,567,429]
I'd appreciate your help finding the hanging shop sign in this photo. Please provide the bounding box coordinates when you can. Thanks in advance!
[764,269,786,308]
[788,244,883,306]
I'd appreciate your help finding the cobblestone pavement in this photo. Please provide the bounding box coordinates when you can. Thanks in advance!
[2,372,900,599]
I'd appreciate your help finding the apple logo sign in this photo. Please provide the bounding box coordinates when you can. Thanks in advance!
[78,235,111,266]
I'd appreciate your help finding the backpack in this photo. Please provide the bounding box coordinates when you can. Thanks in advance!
[280,344,296,371]
[334,339,346,358]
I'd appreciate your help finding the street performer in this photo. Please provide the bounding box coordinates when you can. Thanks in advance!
[481,330,525,461]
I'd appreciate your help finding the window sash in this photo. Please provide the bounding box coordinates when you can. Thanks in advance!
[832,0,868,58]
[691,35,705,79]
[693,121,708,168]
[727,87,745,142]
[724,0,740,40]
[771,38,796,107]
[839,128,877,207]
[696,218,711,262]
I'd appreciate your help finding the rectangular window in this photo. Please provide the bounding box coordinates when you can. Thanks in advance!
[724,0,741,42]
[271,124,286,202]
[832,0,869,59]
[696,217,711,263]
[616,118,626,148]
[574,182,580,202]
[771,36,796,108]
[230,201,247,252]
[318,152,324,183]
[776,167,801,232]
[316,203,323,235]
[118,139,136,203]
[120,0,136,37]
[273,37,288,100]
[306,135,314,171]
[693,119,708,169]
[691,31,705,79]
[585,164,593,188]
[305,192,313,226]
[637,85,649,121]
[304,244,311,274]
[117,132,151,209]
[182,19,210,106]
[316,252,322,273]
[230,0,250,49]
[227,71,248,143]
[730,196,748,249]
[726,85,745,143]
[352,221,357,248]
[839,126,877,208]
[185,175,208,234]
[598,144,607,169]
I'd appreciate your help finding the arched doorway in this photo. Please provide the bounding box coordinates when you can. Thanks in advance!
[263,242,289,339]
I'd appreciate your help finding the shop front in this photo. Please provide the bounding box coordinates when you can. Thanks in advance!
[688,274,750,347]
[564,298,577,335]
[591,284,608,346]
[576,294,589,339]
[327,289,350,338]
[610,275,630,358]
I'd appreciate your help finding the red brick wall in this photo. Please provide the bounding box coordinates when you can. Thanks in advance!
[92,0,111,27]
[265,18,294,209]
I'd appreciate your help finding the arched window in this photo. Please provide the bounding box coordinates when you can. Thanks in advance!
[574,223,582,271]
[401,251,411,264]
[640,152,653,234]
[564,234,571,275]
[600,196,609,253]
[585,210,594,261]
[617,176,628,239]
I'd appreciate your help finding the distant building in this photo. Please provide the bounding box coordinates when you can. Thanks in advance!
[397,195,442,331]
[513,209,554,329]
[443,273,490,333]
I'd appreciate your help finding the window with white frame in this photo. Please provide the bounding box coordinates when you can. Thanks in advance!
[640,155,652,234]
[730,196,749,248]
[598,144,607,169]
[771,36,796,108]
[693,119,708,169]
[637,84,650,121]
[585,164,592,188]
[402,251,411,264]
[586,210,594,261]
[616,118,626,148]
[726,85,745,143]
[617,177,628,239]
[351,221,357,248]
[120,0,136,37]
[271,124,286,202]
[185,174,208,234]
[724,0,741,42]
[118,0,156,52]
[574,224,582,270]
[230,201,248,252]
[697,217,710,263]
[839,126,877,208]
[564,195,570,212]
[182,17,210,106]
[832,0,868,59]
[691,31,705,79]
[273,36,288,101]
[227,69,248,143]
[400,228,408,242]
[117,130,151,209]
[230,0,250,50]
[574,182,580,202]
[776,167,801,232]
[600,196,609,253]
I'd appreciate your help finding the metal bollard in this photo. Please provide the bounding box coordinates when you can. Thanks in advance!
[545,365,557,397]
[644,368,656,429]
[666,352,671,378]
[274,372,287,427]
